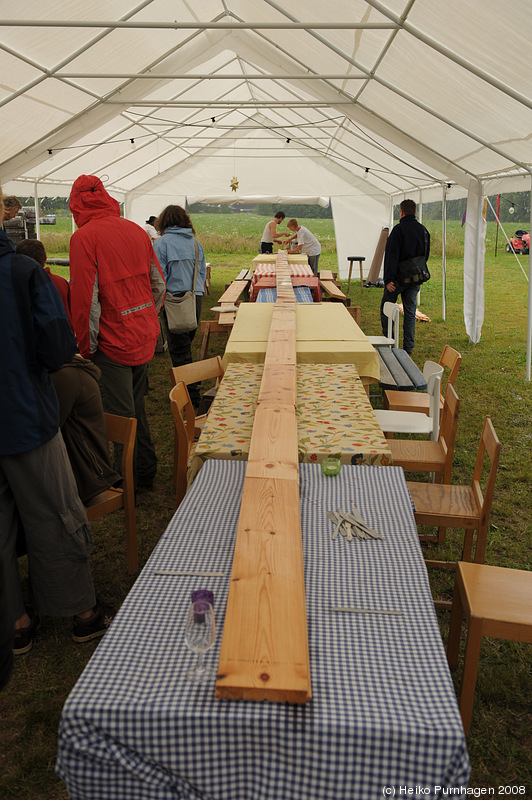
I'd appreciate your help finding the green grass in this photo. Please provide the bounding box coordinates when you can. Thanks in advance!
[2,215,531,797]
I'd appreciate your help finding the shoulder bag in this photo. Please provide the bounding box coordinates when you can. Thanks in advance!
[396,228,430,288]
[164,239,199,334]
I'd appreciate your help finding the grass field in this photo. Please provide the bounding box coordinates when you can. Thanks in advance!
[1,214,531,798]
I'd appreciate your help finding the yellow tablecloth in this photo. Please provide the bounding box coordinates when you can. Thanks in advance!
[188,363,392,484]
[252,253,309,263]
[222,303,380,383]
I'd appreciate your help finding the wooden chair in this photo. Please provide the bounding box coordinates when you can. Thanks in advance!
[85,413,138,574]
[374,361,443,441]
[447,561,532,734]
[170,356,224,437]
[389,384,460,546]
[169,382,195,507]
[384,344,461,418]
[407,415,501,572]
[367,301,399,348]
[389,382,460,483]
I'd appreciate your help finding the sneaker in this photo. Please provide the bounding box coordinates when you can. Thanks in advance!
[13,608,40,655]
[72,602,116,643]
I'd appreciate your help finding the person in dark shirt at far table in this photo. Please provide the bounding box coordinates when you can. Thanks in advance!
[380,198,430,355]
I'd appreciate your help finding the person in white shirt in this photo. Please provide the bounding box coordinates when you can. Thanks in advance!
[259,211,286,254]
[286,218,321,275]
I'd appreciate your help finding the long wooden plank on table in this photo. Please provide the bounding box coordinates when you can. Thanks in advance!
[216,251,311,704]
[258,365,297,406]
[215,476,308,702]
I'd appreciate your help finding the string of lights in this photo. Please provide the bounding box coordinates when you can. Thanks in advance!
[43,108,443,185]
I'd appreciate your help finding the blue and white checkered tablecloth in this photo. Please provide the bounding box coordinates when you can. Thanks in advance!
[56,461,470,800]
[256,285,314,303]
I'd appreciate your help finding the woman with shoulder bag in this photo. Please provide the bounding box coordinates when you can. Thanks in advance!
[154,206,206,408]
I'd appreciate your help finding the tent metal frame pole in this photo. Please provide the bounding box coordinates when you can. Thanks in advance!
[103,100,358,106]
[527,180,532,381]
[442,184,447,321]
[57,72,368,80]
[0,20,396,31]
[471,182,484,343]
[33,183,40,240]
[416,187,423,309]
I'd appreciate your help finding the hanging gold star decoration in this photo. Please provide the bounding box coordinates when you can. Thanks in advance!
[230,176,239,192]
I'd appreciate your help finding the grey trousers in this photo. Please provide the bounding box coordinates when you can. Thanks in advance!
[93,350,157,486]
[0,432,96,625]
[307,254,320,276]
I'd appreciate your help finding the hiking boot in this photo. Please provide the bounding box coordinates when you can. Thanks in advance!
[72,602,116,643]
[13,608,40,655]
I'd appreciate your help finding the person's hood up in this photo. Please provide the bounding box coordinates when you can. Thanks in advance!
[69,175,121,228]
[163,226,194,238]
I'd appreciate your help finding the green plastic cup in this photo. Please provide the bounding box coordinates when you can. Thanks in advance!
[321,456,342,477]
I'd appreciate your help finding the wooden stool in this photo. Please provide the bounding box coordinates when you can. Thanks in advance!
[346,256,365,294]
[447,561,532,734]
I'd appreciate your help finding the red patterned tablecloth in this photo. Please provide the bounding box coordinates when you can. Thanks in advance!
[251,263,314,287]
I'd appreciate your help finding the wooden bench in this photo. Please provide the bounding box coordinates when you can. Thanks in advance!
[235,268,252,281]
[200,272,252,358]
[319,269,349,304]
[378,348,427,391]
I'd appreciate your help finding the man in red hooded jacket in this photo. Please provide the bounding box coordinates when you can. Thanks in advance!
[69,175,166,490]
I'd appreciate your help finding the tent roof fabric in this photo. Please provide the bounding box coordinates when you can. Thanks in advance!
[1,0,531,201]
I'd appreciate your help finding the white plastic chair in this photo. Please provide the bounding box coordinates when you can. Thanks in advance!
[367,302,399,348]
[374,361,444,441]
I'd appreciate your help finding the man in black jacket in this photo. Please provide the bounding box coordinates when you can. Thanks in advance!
[380,199,430,355]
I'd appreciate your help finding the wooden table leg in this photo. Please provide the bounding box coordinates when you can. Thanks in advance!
[447,574,464,671]
[200,321,211,360]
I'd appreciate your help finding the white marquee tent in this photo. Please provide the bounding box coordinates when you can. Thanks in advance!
[1,1,531,372]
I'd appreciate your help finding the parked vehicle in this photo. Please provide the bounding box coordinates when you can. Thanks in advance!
[506,229,530,254]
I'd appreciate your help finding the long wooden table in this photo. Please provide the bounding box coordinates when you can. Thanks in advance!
[188,362,392,486]
[56,460,470,799]
[222,302,380,383]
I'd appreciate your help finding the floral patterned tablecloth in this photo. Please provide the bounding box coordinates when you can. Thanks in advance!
[188,363,392,485]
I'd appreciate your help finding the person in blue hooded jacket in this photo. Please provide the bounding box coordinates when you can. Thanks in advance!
[154,206,206,407]
[0,187,115,655]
